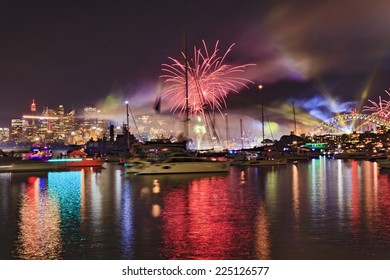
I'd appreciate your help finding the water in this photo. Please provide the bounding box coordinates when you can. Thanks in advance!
[1,157,390,260]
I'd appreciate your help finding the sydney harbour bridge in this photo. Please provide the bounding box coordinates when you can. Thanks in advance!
[311,113,390,135]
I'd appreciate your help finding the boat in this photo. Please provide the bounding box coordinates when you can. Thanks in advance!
[135,155,230,175]
[333,149,370,160]
[0,161,65,172]
[0,158,104,172]
[47,158,105,168]
[124,158,151,173]
[0,148,105,172]
[229,150,288,166]
[281,153,310,161]
[0,150,23,164]
[26,144,53,160]
[55,149,105,167]
[378,159,390,169]
[368,150,389,161]
[241,157,288,166]
[0,159,104,172]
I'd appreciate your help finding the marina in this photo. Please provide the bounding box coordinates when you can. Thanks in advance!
[1,157,390,260]
[0,2,390,270]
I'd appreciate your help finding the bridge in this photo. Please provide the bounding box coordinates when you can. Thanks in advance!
[311,113,390,135]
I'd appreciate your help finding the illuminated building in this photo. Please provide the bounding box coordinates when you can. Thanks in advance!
[35,106,56,141]
[10,119,27,142]
[81,105,101,141]
[21,101,78,144]
[0,128,10,142]
[63,110,76,143]
[30,99,37,126]
[53,105,65,137]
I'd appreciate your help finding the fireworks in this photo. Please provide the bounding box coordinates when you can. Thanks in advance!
[161,40,254,117]
[363,89,390,119]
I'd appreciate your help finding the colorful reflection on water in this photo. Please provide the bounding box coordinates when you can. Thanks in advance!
[16,176,61,259]
[160,175,263,259]
[15,171,82,259]
[0,158,390,259]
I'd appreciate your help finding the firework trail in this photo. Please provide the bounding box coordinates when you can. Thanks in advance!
[363,88,390,118]
[161,40,255,117]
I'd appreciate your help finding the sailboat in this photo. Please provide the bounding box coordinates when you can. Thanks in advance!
[230,86,287,166]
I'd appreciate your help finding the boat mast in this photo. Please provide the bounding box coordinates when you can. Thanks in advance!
[125,101,130,149]
[184,28,189,139]
[240,118,244,149]
[292,102,297,135]
[225,113,229,149]
[259,85,264,142]
[125,100,141,143]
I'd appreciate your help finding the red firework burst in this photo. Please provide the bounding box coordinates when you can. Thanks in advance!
[161,40,254,117]
[363,89,390,118]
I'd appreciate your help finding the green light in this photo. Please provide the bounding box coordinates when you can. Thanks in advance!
[48,158,83,163]
[304,143,328,149]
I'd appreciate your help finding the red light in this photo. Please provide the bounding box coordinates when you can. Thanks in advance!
[31,99,36,112]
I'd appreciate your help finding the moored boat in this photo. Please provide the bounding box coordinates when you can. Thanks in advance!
[333,149,370,160]
[53,148,105,167]
[378,159,390,169]
[0,158,104,172]
[135,155,230,175]
[26,144,53,160]
[0,154,105,172]
[0,152,23,164]
[241,157,288,166]
[47,158,105,168]
[0,161,64,172]
[369,151,389,161]
[281,153,310,161]
[124,158,151,173]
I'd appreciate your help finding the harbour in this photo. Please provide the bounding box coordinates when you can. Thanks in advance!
[1,157,390,260]
[1,2,390,279]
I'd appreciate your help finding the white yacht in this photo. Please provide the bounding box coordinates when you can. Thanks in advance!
[124,158,152,173]
[136,155,230,175]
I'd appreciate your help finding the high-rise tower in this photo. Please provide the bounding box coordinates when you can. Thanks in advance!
[30,99,37,126]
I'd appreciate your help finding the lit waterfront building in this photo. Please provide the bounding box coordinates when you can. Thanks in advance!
[0,128,10,142]
[136,114,173,140]
[3,99,390,150]
[80,104,108,142]
[63,109,76,143]
[53,104,65,138]
[3,100,110,145]
[33,105,75,143]
[10,118,27,142]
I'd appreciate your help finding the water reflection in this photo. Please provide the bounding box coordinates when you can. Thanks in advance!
[16,176,62,259]
[2,160,390,260]
[302,159,390,258]
[154,172,268,260]
[48,171,83,257]
[0,173,11,212]
[15,171,84,259]
[292,164,300,222]
[255,202,270,259]
[121,178,134,259]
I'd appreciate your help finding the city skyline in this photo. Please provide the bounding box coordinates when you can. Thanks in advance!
[1,0,390,133]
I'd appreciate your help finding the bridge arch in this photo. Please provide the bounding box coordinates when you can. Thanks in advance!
[311,113,390,135]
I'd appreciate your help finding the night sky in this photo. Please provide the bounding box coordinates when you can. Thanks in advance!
[1,0,390,136]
